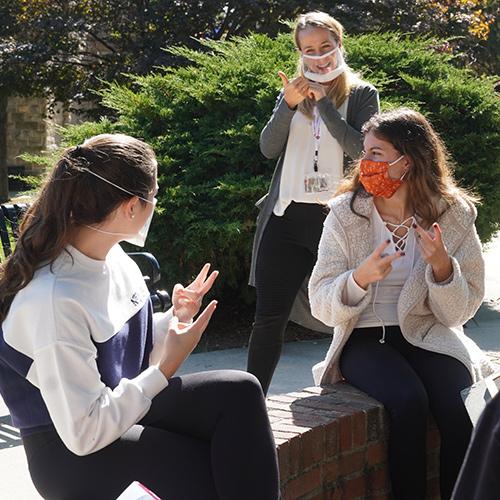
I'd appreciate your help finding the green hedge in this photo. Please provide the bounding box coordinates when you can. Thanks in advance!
[56,31,500,301]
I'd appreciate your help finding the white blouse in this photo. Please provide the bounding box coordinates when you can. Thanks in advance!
[343,206,418,328]
[274,98,349,216]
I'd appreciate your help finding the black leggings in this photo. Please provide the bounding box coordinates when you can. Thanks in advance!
[340,326,473,500]
[22,370,280,500]
[248,202,327,394]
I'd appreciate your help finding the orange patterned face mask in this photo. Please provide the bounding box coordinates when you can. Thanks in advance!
[359,155,406,198]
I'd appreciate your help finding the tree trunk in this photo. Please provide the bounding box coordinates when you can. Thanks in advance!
[0,94,9,202]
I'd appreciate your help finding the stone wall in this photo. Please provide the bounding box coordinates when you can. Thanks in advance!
[5,97,47,174]
[5,97,84,177]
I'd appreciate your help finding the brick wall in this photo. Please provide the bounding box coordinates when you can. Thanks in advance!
[269,383,441,500]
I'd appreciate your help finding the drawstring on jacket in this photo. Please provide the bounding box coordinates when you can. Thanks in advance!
[373,216,417,344]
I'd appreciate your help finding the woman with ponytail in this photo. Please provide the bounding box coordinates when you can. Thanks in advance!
[0,134,279,500]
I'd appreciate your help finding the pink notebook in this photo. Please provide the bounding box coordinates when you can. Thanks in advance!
[116,481,162,500]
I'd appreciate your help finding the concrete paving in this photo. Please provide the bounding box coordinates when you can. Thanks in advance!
[1,233,499,499]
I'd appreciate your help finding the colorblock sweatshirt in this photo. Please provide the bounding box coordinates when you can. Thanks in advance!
[0,244,172,456]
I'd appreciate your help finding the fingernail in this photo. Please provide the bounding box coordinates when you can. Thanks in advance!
[433,223,438,227]
[412,223,417,229]
[401,252,406,256]
[394,246,398,251]
[386,239,391,243]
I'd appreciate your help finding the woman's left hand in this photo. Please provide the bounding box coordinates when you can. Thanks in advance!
[307,82,327,101]
[414,222,453,282]
[172,263,219,323]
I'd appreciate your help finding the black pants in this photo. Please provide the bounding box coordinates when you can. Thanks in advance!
[23,370,280,500]
[452,391,500,500]
[340,326,473,500]
[247,202,327,394]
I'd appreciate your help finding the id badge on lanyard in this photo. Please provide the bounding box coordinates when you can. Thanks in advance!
[304,106,332,193]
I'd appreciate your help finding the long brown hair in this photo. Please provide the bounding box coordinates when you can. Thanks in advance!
[0,133,157,322]
[336,108,480,226]
[293,11,361,118]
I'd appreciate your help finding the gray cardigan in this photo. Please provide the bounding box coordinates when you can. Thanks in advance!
[249,82,380,333]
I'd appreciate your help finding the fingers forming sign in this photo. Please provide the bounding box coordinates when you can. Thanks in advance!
[413,222,453,282]
[307,81,327,101]
[278,71,310,109]
[159,299,218,379]
[172,263,219,323]
[353,239,404,290]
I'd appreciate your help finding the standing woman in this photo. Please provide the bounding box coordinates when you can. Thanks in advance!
[0,134,280,500]
[309,108,494,500]
[247,11,379,394]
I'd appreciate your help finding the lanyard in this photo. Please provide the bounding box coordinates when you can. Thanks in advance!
[312,106,321,172]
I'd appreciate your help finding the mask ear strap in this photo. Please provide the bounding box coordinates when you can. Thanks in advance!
[388,154,405,166]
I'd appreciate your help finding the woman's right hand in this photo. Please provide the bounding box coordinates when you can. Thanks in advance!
[157,300,217,379]
[352,240,404,290]
[278,72,310,109]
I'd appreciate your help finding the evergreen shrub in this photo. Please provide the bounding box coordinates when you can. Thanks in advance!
[56,31,500,301]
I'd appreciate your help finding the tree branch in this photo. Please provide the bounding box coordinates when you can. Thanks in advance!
[81,28,117,54]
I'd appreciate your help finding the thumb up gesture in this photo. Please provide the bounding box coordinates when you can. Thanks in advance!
[278,71,310,110]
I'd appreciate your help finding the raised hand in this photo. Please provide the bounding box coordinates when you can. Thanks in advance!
[278,71,310,109]
[307,81,327,101]
[353,239,404,290]
[158,300,218,379]
[413,222,453,282]
[172,263,219,323]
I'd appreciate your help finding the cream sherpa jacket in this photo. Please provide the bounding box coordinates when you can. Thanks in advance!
[309,191,494,386]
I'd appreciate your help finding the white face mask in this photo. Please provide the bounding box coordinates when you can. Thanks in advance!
[80,167,157,247]
[123,198,157,247]
[301,47,346,83]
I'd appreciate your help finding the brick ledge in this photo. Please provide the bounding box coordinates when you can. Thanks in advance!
[268,383,441,500]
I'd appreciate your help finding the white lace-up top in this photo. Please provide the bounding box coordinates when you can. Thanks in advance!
[344,206,418,328]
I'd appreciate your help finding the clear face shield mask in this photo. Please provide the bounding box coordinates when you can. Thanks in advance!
[300,46,346,83]
[80,168,157,247]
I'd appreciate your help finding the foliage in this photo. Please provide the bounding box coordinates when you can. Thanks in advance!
[33,30,500,302]
[1,0,218,108]
[0,0,497,109]
[7,174,43,195]
[0,0,323,108]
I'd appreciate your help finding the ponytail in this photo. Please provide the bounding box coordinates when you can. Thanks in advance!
[0,134,157,322]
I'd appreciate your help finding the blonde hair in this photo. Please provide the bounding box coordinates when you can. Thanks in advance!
[336,108,480,227]
[293,11,360,118]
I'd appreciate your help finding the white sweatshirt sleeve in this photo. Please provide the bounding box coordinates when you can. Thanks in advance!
[30,343,167,456]
[22,297,168,456]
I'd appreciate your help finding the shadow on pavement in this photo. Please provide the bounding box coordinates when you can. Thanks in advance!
[0,414,22,450]
[473,299,500,323]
